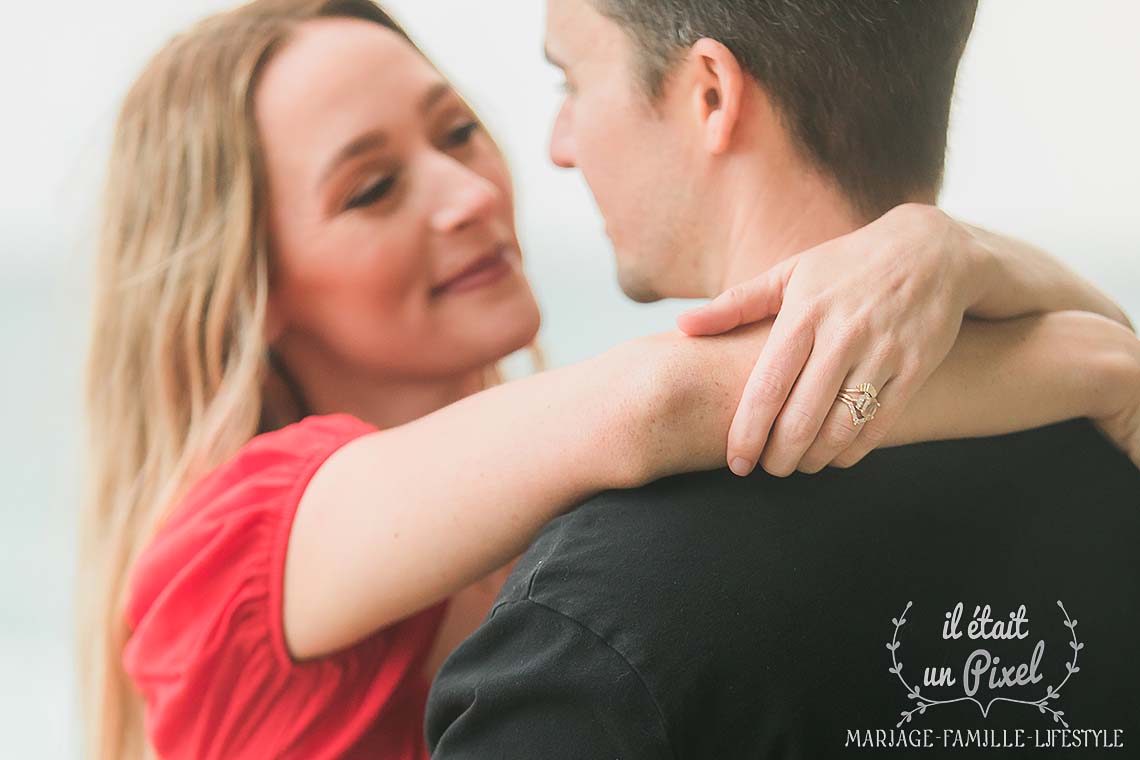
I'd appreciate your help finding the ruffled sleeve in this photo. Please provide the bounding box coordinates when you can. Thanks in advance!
[122,414,449,760]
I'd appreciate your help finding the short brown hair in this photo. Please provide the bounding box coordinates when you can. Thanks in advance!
[592,0,978,220]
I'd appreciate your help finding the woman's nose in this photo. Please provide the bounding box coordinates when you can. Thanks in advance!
[429,154,502,234]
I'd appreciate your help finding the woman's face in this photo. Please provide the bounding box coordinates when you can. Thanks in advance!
[256,17,540,382]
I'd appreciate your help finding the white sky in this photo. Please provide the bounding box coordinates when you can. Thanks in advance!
[2,0,1137,338]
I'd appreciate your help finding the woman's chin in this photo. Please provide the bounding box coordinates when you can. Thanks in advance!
[436,285,542,373]
[487,301,542,362]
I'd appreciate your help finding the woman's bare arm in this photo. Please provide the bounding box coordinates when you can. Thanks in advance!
[882,311,1138,450]
[284,310,1137,661]
[282,332,761,661]
[652,311,1138,479]
[963,221,1134,330]
[677,204,1135,476]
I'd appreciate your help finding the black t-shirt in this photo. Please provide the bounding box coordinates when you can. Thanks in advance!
[425,419,1140,759]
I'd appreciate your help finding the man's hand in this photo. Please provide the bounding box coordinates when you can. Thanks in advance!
[677,204,977,477]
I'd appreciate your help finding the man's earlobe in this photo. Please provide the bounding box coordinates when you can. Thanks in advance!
[690,38,744,155]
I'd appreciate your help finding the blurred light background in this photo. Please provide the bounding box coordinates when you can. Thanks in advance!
[1,1,1137,756]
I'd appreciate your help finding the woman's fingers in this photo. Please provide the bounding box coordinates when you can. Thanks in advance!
[725,310,815,476]
[677,255,799,337]
[702,206,976,477]
[757,342,889,478]
[831,368,917,469]
[755,351,846,477]
[798,363,895,474]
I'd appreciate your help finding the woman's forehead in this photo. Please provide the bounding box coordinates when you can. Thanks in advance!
[257,18,440,134]
[255,17,447,183]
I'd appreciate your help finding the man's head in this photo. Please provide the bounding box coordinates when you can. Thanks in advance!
[544,0,978,301]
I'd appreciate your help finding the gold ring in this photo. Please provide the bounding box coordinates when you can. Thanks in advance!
[836,382,880,427]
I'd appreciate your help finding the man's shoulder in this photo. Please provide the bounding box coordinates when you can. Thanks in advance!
[497,417,1136,617]
[444,419,1139,759]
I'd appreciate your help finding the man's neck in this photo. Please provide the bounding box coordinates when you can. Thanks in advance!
[702,153,867,294]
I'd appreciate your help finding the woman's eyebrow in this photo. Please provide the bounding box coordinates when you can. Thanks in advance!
[418,80,453,114]
[316,81,453,191]
[317,129,388,191]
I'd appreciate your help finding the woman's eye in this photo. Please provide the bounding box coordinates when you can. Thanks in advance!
[445,121,481,148]
[346,175,396,210]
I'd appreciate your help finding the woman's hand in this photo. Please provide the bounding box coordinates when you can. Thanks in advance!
[679,202,1137,477]
[677,203,978,477]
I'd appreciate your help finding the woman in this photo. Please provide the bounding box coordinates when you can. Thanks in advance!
[77,1,1140,759]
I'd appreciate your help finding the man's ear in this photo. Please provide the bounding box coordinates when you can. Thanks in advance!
[688,38,745,155]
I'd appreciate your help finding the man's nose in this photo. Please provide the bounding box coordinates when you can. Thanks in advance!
[429,154,502,233]
[549,103,576,169]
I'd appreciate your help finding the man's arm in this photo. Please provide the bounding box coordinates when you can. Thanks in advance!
[425,598,671,759]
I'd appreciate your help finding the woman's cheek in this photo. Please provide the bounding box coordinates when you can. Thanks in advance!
[354,228,429,299]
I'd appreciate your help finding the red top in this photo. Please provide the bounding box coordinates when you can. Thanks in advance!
[122,413,450,760]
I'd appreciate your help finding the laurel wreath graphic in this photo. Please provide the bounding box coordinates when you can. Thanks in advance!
[887,600,1082,729]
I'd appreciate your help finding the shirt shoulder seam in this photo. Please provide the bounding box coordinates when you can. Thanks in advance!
[490,595,677,760]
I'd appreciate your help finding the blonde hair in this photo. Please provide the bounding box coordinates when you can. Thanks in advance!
[76,2,539,757]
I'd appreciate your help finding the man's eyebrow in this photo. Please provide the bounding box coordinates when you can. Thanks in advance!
[317,81,453,190]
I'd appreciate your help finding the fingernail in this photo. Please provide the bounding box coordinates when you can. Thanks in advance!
[730,457,753,477]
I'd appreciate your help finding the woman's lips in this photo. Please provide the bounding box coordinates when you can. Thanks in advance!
[431,246,512,297]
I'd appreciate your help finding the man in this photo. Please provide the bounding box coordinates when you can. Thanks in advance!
[425,1,1140,757]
